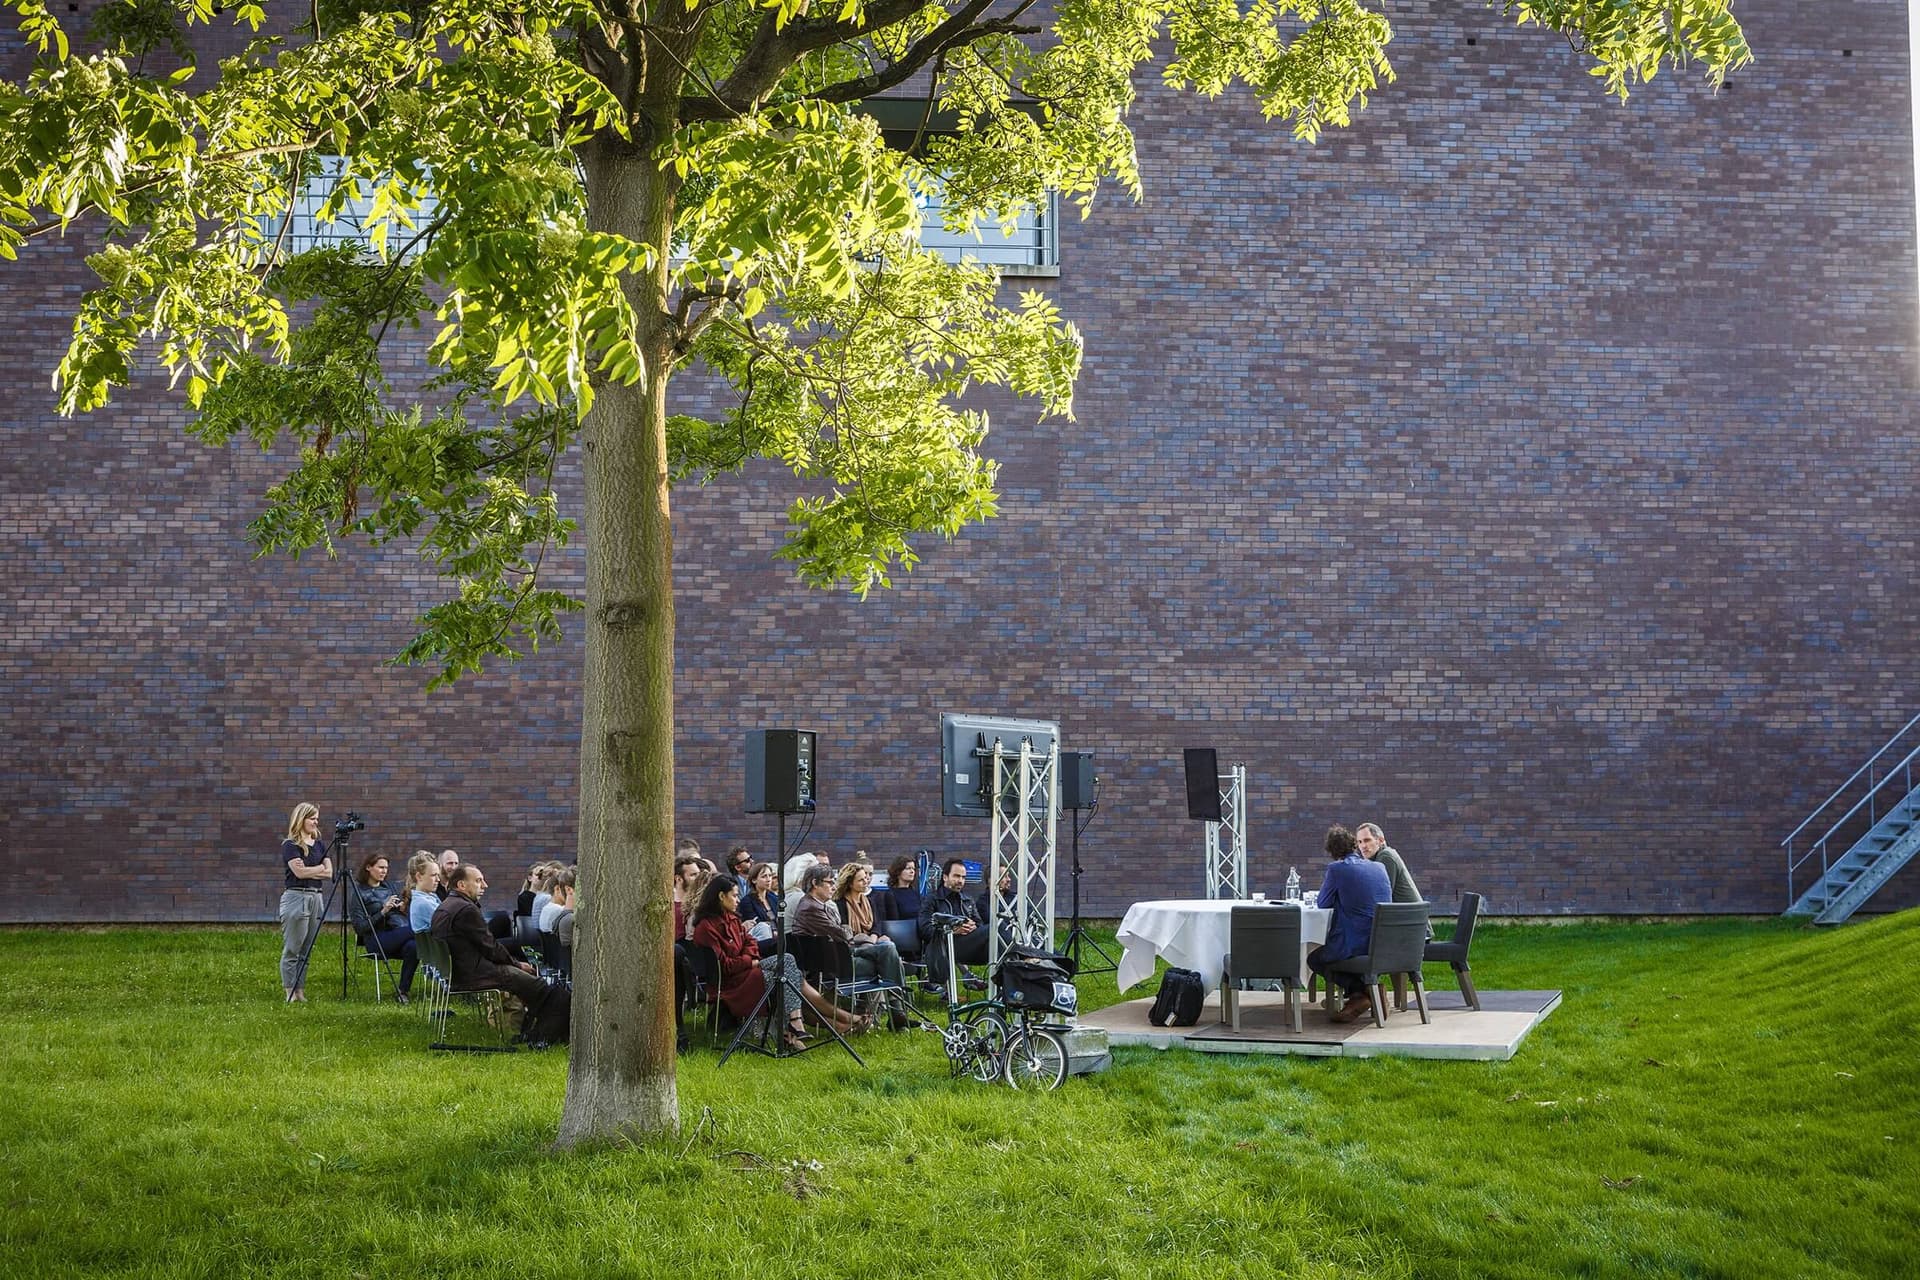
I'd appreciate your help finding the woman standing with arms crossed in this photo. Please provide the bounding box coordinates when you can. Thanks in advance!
[278,803,332,1002]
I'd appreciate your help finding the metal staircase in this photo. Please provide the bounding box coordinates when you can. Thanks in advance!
[1782,711,1920,924]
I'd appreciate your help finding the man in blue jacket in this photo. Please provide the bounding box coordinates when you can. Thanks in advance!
[1307,825,1392,1020]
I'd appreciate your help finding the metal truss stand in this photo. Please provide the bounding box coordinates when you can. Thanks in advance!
[1204,763,1249,900]
[987,738,1059,971]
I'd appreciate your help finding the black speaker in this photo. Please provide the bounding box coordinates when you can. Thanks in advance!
[745,729,816,813]
[1182,747,1221,821]
[1060,751,1096,810]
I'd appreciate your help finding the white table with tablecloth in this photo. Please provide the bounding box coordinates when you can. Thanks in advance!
[1114,898,1331,993]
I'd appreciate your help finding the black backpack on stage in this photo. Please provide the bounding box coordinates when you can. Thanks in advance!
[1147,967,1205,1027]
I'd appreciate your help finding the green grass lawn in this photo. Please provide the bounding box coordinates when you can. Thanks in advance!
[2,914,1914,1279]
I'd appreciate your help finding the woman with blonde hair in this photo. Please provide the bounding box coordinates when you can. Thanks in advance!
[403,851,441,935]
[277,802,332,1002]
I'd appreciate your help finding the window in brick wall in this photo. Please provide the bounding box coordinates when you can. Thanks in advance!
[914,181,1059,276]
[272,154,438,260]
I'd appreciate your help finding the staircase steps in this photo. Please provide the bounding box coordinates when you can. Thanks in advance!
[1785,791,1920,924]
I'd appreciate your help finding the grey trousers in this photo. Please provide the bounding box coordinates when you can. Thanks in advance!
[851,939,904,989]
[279,889,326,991]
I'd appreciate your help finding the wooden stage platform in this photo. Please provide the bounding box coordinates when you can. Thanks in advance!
[1079,988,1561,1061]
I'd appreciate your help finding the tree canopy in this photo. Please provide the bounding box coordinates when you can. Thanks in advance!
[0,0,1749,1142]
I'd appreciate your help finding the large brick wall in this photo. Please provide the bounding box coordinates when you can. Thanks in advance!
[4,0,1917,922]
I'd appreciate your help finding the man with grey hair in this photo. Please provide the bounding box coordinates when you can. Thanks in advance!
[1354,823,1422,904]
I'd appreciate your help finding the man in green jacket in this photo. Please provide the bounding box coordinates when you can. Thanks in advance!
[1355,823,1422,903]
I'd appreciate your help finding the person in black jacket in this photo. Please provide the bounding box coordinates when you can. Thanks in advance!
[917,858,990,997]
[430,865,547,1004]
[347,850,419,1002]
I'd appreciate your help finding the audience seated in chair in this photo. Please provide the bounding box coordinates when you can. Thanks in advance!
[538,869,575,936]
[688,874,865,1050]
[917,857,990,998]
[347,850,418,1002]
[881,853,924,923]
[801,863,905,1003]
[739,861,780,930]
[429,864,547,1007]
[403,851,442,938]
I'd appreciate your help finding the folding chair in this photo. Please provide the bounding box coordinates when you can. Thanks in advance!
[416,935,518,1053]
[681,942,735,1046]
[821,937,929,1029]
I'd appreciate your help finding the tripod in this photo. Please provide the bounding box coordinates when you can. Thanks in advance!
[719,809,862,1067]
[1061,795,1117,975]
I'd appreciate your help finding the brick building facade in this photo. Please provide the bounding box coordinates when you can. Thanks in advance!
[3,0,1916,922]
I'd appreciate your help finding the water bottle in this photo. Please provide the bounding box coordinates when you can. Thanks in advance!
[1285,866,1300,902]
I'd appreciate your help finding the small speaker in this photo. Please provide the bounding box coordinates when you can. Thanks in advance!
[1060,751,1096,810]
[745,729,816,813]
[1182,747,1221,821]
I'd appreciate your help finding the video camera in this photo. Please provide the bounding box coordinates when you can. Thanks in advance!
[333,812,366,840]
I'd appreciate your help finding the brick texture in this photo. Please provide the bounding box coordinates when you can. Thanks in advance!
[3,0,1917,921]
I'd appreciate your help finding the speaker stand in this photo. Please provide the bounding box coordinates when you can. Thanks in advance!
[1061,804,1116,975]
[719,808,862,1067]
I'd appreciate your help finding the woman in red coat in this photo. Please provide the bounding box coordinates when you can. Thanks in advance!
[689,875,866,1050]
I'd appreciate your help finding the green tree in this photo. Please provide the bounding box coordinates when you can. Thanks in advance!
[0,0,1747,1143]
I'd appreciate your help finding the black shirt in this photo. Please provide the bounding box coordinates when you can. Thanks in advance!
[281,838,328,891]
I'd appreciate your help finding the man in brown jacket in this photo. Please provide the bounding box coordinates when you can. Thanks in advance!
[430,865,547,1003]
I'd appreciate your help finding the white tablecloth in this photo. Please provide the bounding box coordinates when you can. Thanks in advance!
[1114,898,1330,993]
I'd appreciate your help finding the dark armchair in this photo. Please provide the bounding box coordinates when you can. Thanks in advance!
[1221,904,1309,1033]
[1325,902,1432,1027]
[1423,892,1482,1010]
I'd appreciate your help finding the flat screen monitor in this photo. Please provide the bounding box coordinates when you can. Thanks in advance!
[939,712,1061,819]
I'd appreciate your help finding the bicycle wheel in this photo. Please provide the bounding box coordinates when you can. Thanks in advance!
[962,1011,1007,1083]
[1003,1025,1067,1091]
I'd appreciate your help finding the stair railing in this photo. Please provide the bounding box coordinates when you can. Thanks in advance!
[1782,710,1920,907]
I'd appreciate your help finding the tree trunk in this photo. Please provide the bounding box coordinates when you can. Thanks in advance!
[556,137,681,1147]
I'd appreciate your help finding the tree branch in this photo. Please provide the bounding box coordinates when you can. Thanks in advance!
[680,0,939,122]
[809,16,1040,107]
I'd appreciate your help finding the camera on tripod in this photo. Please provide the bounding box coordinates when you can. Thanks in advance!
[333,812,366,840]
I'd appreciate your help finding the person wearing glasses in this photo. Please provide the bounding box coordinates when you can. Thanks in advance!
[725,846,753,895]
[278,802,332,1003]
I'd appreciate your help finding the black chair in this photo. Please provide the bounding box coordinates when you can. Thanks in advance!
[538,929,572,979]
[680,942,730,1044]
[1423,892,1482,1010]
[1324,902,1432,1028]
[881,917,930,999]
[785,933,836,994]
[1221,905,1309,1033]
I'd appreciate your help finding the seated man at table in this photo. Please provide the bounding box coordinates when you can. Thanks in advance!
[1305,825,1392,1021]
[1355,822,1423,904]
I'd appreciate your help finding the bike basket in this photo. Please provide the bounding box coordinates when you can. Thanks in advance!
[996,961,1078,1017]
